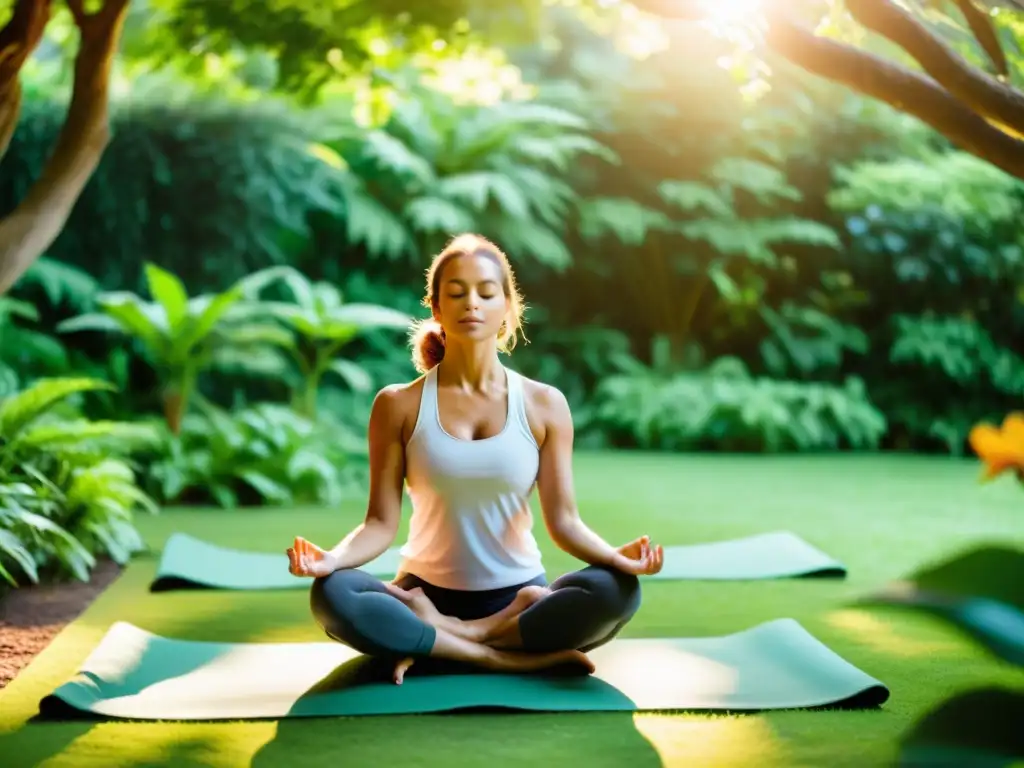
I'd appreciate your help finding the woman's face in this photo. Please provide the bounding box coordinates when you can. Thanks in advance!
[434,253,509,343]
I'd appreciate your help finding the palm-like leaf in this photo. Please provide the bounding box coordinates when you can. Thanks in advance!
[0,378,116,439]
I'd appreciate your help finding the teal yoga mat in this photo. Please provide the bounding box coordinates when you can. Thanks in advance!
[149,530,844,592]
[38,618,888,720]
[647,531,845,581]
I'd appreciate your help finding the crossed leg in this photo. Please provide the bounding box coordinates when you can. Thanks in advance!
[412,565,642,653]
[309,569,594,682]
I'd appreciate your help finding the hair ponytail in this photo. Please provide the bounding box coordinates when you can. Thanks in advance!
[410,319,445,373]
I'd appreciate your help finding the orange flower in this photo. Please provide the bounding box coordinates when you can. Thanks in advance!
[968,412,1024,481]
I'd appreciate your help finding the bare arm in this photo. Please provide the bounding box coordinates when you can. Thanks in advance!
[534,385,661,574]
[327,385,407,568]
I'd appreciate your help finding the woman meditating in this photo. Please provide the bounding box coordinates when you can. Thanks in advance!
[286,234,664,683]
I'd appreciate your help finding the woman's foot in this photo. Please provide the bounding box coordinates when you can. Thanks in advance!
[461,585,549,643]
[385,583,549,644]
[392,626,595,684]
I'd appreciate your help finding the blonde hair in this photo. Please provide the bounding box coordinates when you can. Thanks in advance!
[410,234,527,373]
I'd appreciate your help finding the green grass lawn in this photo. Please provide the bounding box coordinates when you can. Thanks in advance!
[1,452,1023,767]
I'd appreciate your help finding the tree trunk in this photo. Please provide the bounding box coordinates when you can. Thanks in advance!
[0,0,131,296]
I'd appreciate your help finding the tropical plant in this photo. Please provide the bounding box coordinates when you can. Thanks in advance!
[242,266,413,417]
[554,148,844,361]
[56,263,292,433]
[0,377,159,586]
[588,352,887,453]
[147,401,366,509]
[0,296,71,396]
[321,80,617,271]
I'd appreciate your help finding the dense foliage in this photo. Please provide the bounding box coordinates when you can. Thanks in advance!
[2,0,1020,588]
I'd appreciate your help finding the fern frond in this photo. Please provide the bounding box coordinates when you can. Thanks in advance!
[577,197,674,246]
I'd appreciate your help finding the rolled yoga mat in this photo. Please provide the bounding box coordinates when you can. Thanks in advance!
[38,618,888,721]
[149,530,845,592]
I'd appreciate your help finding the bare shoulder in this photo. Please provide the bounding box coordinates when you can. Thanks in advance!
[519,374,572,445]
[371,377,426,441]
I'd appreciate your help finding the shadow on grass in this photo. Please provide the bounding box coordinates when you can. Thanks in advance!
[855,543,1024,667]
[251,710,664,767]
[897,686,1024,767]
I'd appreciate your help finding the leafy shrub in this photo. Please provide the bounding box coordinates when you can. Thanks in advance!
[324,82,617,272]
[3,93,348,292]
[147,402,366,509]
[826,150,1024,451]
[239,266,413,416]
[879,315,1024,453]
[0,378,159,587]
[588,356,886,453]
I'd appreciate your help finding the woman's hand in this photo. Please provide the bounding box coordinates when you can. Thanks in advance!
[287,536,340,578]
[613,535,664,576]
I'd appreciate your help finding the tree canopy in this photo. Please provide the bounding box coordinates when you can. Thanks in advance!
[6,0,1024,296]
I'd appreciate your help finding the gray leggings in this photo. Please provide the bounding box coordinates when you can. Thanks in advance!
[309,564,642,659]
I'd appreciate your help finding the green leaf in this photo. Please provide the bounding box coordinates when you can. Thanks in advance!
[328,359,373,392]
[404,197,476,234]
[328,304,412,331]
[312,282,344,314]
[55,313,126,335]
[211,484,239,509]
[0,378,117,439]
[711,158,803,204]
[17,420,162,451]
[363,130,436,187]
[437,171,529,219]
[341,183,413,259]
[658,181,734,218]
[240,471,293,505]
[144,263,191,330]
[98,292,169,347]
[509,133,617,171]
[0,298,40,323]
[0,529,38,585]
[494,219,573,270]
[218,323,298,348]
[174,287,245,359]
[578,197,674,246]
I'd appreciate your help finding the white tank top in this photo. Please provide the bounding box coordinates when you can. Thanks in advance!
[398,364,545,590]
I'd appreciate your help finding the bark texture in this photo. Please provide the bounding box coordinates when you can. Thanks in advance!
[0,0,131,295]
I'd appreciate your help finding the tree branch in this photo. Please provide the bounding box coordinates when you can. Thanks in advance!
[0,0,51,162]
[845,0,1024,138]
[0,0,131,295]
[951,0,1008,77]
[627,0,1024,177]
[0,78,21,157]
[765,10,1024,176]
[0,0,50,80]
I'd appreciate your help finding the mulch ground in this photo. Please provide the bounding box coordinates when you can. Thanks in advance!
[0,560,122,689]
